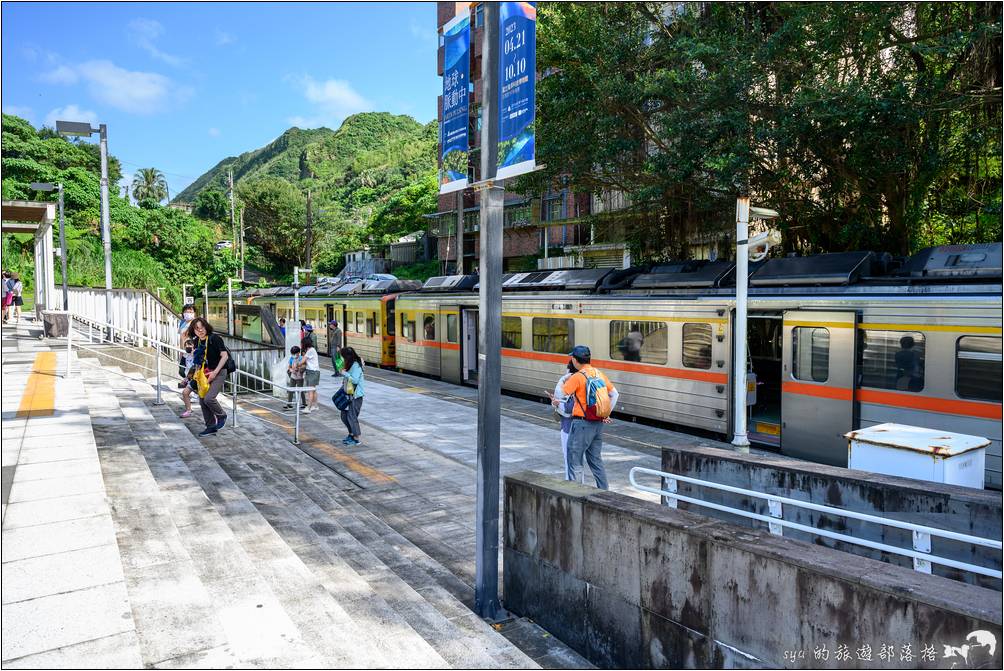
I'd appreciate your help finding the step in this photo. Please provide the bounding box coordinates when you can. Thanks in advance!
[139,378,539,669]
[114,372,449,668]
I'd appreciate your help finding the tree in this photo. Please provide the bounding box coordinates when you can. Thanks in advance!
[194,188,230,221]
[132,167,169,203]
[369,172,438,245]
[522,2,1002,257]
[237,177,307,270]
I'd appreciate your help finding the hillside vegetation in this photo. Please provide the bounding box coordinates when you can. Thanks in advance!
[175,112,439,277]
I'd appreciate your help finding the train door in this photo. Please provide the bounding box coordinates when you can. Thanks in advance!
[780,310,858,465]
[382,296,396,366]
[462,308,479,385]
[746,314,783,447]
[440,306,462,384]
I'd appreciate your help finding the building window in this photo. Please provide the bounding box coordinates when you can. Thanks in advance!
[542,193,564,222]
[504,203,532,229]
[474,2,484,28]
[609,320,667,364]
[532,318,573,354]
[858,330,925,392]
[423,313,436,341]
[501,316,522,349]
[446,314,458,343]
[792,327,829,383]
[956,336,1002,402]
[682,323,712,369]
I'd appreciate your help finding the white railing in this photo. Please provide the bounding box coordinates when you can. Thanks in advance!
[64,313,316,445]
[67,286,182,352]
[629,466,1003,580]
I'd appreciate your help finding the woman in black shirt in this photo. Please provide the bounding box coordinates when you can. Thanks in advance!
[187,317,232,436]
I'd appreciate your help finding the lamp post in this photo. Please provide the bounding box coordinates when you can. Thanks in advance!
[57,121,111,329]
[732,199,780,451]
[30,182,68,311]
[293,266,312,324]
[227,277,243,335]
[182,284,192,307]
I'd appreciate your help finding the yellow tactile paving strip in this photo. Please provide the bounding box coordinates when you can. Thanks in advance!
[15,352,57,418]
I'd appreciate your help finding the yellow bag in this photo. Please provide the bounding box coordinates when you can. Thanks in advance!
[194,364,210,398]
[344,378,356,396]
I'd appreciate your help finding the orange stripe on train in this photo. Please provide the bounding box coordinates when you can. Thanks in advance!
[783,381,1002,419]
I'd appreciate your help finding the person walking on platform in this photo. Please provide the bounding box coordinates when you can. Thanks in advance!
[177,304,197,377]
[338,347,365,446]
[299,337,320,413]
[327,319,343,376]
[188,317,233,437]
[548,361,577,481]
[562,345,619,490]
[284,345,306,410]
[8,273,23,323]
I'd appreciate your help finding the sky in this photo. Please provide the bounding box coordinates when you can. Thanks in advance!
[1,1,441,197]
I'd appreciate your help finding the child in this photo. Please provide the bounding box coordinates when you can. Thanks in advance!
[284,346,306,410]
[178,339,198,418]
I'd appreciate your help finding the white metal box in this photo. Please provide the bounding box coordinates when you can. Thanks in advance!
[845,423,989,489]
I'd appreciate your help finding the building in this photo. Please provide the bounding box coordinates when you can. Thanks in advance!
[433,1,631,274]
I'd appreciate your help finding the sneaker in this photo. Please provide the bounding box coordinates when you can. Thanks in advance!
[214,414,227,430]
[341,435,352,444]
[283,403,292,409]
[344,437,360,446]
[198,427,218,437]
[302,407,312,414]
[180,410,192,418]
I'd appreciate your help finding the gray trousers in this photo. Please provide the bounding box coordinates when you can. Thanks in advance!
[286,377,305,405]
[340,396,363,437]
[566,419,609,490]
[199,372,228,428]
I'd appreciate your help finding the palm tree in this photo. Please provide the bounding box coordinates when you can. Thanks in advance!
[132,168,169,203]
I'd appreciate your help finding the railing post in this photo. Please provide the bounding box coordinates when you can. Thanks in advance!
[293,394,301,445]
[662,476,678,509]
[912,530,932,574]
[65,317,73,378]
[767,499,783,536]
[154,348,164,405]
[231,356,238,428]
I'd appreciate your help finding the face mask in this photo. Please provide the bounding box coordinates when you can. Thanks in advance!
[185,347,193,353]
[183,312,195,320]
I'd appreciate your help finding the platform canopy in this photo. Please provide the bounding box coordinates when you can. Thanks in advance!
[1,199,57,319]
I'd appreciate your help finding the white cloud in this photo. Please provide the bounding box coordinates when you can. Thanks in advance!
[128,18,186,67]
[2,105,34,121]
[208,127,220,137]
[43,104,98,129]
[42,60,190,115]
[215,30,236,46]
[409,21,438,50]
[287,75,371,128]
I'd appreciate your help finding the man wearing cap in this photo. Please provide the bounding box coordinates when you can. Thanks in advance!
[327,319,343,377]
[561,345,619,489]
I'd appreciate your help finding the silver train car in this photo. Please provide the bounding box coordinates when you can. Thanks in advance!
[207,244,1003,489]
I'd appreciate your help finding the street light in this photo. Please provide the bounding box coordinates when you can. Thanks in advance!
[29,182,68,311]
[732,197,780,451]
[292,266,312,324]
[57,120,112,330]
[227,277,244,335]
[182,283,193,307]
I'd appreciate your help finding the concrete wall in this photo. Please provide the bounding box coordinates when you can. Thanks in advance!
[503,471,1003,670]
[659,446,1002,590]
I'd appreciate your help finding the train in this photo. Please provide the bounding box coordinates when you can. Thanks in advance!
[205,243,1003,489]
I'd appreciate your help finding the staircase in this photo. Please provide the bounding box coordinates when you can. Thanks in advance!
[79,363,543,668]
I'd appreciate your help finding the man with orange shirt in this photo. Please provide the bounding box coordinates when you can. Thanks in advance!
[562,345,619,489]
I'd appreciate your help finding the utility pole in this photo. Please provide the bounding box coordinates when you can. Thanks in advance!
[228,169,236,259]
[305,189,313,268]
[239,207,246,282]
[474,0,504,621]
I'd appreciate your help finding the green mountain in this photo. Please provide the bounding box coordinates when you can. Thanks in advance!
[172,125,335,203]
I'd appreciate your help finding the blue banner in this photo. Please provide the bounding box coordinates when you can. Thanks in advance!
[496,2,536,180]
[439,13,470,194]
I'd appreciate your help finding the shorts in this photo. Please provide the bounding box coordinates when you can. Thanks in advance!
[304,370,320,386]
[13,296,23,306]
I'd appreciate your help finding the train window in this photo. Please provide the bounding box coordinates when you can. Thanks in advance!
[423,314,436,341]
[386,304,395,336]
[791,327,829,383]
[532,318,573,354]
[858,330,925,392]
[446,314,458,343]
[956,336,1002,402]
[355,311,364,333]
[502,316,522,349]
[682,323,712,369]
[609,320,667,364]
[366,316,375,337]
[373,312,380,336]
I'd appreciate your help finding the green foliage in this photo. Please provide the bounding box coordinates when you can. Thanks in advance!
[369,173,439,245]
[194,188,230,221]
[237,177,307,268]
[523,2,1002,257]
[390,259,440,282]
[132,168,169,203]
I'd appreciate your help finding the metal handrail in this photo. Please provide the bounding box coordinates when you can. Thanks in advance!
[629,466,1003,580]
[66,314,318,444]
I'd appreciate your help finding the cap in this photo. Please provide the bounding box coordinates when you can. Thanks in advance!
[329,319,338,326]
[304,324,314,331]
[568,345,591,360]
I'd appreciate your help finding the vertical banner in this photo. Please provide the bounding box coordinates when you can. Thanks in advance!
[439,13,471,194]
[496,1,537,180]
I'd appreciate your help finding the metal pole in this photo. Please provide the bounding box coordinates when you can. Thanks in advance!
[227,279,234,335]
[293,394,301,444]
[293,266,300,324]
[154,349,164,405]
[456,190,464,274]
[65,318,72,378]
[732,196,751,451]
[474,0,503,621]
[99,125,113,342]
[232,353,238,427]
[57,184,68,310]
[203,284,209,319]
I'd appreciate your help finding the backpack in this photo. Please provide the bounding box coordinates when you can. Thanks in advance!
[575,369,612,421]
